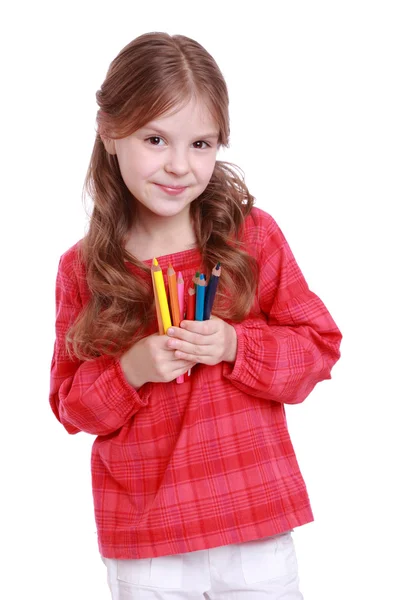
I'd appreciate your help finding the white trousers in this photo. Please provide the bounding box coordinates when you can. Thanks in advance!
[102,531,304,599]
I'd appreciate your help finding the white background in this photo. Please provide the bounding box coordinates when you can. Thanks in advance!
[1,1,399,598]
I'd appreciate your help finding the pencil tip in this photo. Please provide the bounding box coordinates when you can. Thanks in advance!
[153,257,158,266]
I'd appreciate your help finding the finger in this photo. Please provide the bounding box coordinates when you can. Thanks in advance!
[166,326,215,345]
[174,350,215,364]
[165,357,195,371]
[162,348,195,366]
[171,360,197,375]
[167,338,210,357]
[180,320,218,335]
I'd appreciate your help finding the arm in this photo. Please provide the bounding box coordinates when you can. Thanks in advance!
[222,217,342,404]
[49,254,151,436]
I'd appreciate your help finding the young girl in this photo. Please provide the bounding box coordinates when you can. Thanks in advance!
[50,32,341,599]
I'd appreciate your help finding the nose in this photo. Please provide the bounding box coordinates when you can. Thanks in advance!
[164,147,190,176]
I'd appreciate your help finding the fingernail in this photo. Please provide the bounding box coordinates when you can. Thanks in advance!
[167,328,174,336]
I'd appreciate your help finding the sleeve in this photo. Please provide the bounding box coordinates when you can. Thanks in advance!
[222,216,342,404]
[49,254,152,436]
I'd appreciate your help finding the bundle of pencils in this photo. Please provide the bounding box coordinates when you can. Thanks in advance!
[151,258,184,383]
[191,263,221,321]
[203,262,221,320]
[151,259,221,382]
[186,262,221,380]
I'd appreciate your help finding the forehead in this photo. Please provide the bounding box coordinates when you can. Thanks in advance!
[145,97,218,134]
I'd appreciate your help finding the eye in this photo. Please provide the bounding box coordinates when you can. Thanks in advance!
[146,136,165,146]
[192,141,210,149]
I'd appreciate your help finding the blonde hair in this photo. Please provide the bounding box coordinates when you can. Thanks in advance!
[68,32,258,359]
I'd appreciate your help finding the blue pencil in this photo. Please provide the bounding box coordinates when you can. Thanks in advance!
[195,274,206,320]
[203,263,221,320]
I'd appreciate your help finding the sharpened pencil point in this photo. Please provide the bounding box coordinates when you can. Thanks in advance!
[153,258,159,266]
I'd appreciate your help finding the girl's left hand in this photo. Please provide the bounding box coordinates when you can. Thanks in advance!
[166,316,238,365]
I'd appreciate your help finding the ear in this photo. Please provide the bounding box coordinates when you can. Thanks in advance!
[100,134,117,155]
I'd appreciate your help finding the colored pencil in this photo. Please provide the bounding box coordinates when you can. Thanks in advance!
[185,283,197,380]
[167,264,184,384]
[151,258,172,334]
[174,271,186,384]
[177,271,185,322]
[193,271,200,292]
[186,285,195,320]
[203,262,221,320]
[151,270,164,335]
[167,263,181,327]
[195,274,206,321]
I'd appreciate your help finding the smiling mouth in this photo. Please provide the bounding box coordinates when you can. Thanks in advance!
[155,184,188,189]
[154,183,189,196]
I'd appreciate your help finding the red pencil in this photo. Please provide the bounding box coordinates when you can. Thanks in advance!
[185,284,196,380]
[186,285,195,320]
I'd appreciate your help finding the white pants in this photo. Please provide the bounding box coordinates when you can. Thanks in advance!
[102,531,303,599]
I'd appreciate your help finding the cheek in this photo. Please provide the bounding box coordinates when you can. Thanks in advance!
[191,147,216,176]
[198,156,217,183]
[118,152,159,185]
[134,154,160,180]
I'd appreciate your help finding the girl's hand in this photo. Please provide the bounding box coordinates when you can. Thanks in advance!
[120,333,196,388]
[166,317,238,366]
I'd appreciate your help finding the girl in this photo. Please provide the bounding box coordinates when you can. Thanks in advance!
[50,32,341,599]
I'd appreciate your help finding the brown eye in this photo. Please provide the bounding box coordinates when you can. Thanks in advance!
[193,141,209,149]
[147,136,164,146]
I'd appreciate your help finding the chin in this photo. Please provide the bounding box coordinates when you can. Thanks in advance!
[154,202,192,217]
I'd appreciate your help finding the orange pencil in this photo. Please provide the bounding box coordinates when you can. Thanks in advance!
[167,263,181,327]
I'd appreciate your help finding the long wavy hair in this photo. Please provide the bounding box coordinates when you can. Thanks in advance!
[67,32,258,360]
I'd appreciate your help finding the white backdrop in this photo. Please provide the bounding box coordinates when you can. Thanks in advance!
[1,1,399,599]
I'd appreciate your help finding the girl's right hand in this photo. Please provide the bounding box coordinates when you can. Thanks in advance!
[119,333,196,389]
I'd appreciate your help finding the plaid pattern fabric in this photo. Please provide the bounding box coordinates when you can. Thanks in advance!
[49,208,341,559]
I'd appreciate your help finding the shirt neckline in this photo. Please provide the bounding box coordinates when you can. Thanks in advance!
[126,247,202,272]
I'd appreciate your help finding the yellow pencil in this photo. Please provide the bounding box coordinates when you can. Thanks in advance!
[151,258,172,334]
[151,270,164,335]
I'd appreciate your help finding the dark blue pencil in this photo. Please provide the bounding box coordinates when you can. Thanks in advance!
[203,263,221,320]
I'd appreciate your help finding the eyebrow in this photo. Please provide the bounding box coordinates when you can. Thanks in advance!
[143,125,219,139]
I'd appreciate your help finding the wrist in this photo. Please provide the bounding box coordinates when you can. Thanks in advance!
[224,324,238,363]
[120,347,145,389]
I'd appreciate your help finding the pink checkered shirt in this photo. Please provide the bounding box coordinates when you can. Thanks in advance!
[49,207,341,559]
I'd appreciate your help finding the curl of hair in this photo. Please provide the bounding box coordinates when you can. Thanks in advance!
[67,33,258,360]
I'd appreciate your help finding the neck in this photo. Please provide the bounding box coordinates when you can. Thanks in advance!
[125,207,197,261]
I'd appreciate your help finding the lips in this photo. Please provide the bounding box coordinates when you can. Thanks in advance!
[154,183,188,196]
[156,184,187,190]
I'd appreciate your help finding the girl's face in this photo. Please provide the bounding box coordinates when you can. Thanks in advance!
[109,98,219,223]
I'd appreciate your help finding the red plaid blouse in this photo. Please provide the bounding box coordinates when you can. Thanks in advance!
[49,207,341,559]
